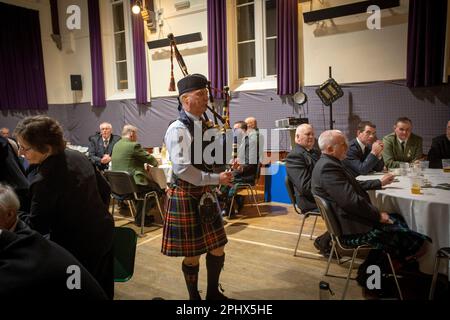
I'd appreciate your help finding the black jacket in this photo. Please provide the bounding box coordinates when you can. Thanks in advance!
[21,149,114,282]
[88,133,121,171]
[343,138,384,176]
[285,144,321,212]
[312,154,382,235]
[0,223,107,299]
[428,134,450,169]
[0,136,30,211]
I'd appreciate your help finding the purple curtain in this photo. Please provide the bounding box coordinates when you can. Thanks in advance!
[0,3,48,110]
[407,0,448,88]
[88,0,106,107]
[131,0,148,104]
[207,0,228,98]
[277,0,298,96]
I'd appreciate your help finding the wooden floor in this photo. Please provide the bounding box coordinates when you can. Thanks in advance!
[112,195,367,300]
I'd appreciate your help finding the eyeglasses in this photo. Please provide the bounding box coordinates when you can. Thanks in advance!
[19,145,33,153]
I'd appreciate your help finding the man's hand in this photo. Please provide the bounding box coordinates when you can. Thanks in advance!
[380,173,395,186]
[371,140,384,157]
[229,158,242,172]
[219,170,233,186]
[100,154,111,164]
[379,212,393,224]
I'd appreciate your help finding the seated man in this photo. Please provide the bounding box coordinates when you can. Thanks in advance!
[0,127,19,155]
[428,120,450,168]
[111,125,161,226]
[0,183,107,299]
[0,127,9,138]
[88,122,121,171]
[383,117,423,168]
[245,117,264,166]
[343,121,384,176]
[219,121,258,216]
[312,130,430,286]
[285,124,331,255]
[0,136,29,212]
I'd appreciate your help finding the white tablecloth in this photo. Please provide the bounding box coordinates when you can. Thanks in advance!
[358,169,450,276]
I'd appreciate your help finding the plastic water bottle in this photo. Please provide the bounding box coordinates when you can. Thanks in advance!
[319,281,333,300]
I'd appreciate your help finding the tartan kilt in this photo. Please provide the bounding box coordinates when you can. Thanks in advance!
[161,179,228,257]
[340,213,431,259]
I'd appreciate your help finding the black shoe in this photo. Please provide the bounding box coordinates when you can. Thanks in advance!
[222,208,237,218]
[118,201,129,209]
[314,239,331,258]
[135,215,155,227]
[206,291,234,300]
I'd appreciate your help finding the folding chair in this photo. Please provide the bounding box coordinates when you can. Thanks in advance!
[429,247,450,300]
[104,170,163,236]
[228,164,262,218]
[284,176,321,257]
[113,227,137,282]
[313,195,403,300]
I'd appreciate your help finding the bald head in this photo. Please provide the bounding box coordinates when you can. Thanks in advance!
[295,124,315,150]
[0,127,9,138]
[245,117,257,130]
[318,130,348,160]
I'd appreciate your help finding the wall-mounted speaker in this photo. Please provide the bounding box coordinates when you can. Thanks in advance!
[70,75,82,91]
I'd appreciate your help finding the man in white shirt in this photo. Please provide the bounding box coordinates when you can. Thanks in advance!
[162,73,234,300]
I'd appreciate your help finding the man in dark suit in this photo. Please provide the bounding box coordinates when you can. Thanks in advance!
[428,120,450,168]
[0,183,107,299]
[220,121,258,216]
[286,124,333,255]
[343,121,384,177]
[111,124,161,226]
[88,122,121,171]
[286,124,320,212]
[312,130,430,282]
[0,136,29,212]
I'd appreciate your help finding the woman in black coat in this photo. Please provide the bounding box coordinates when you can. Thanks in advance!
[14,116,114,299]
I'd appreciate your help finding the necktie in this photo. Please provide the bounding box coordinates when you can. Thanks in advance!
[103,140,109,149]
[401,141,405,152]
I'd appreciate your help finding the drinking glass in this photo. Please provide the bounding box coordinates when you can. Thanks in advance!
[409,176,423,195]
[442,159,450,172]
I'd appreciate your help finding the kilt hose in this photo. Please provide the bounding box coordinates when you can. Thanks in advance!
[340,213,431,259]
[161,179,228,257]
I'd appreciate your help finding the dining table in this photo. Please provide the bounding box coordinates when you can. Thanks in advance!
[357,169,450,278]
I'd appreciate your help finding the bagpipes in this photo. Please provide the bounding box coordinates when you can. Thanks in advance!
[168,33,231,134]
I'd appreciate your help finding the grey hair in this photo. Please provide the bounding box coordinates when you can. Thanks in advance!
[100,122,112,130]
[121,124,137,137]
[0,183,20,216]
[295,123,313,136]
[318,130,344,151]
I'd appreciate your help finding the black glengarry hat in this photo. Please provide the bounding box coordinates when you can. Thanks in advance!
[177,73,208,96]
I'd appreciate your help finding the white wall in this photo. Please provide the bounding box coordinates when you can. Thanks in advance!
[146,0,208,98]
[300,0,409,86]
[57,0,91,104]
[5,0,448,102]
